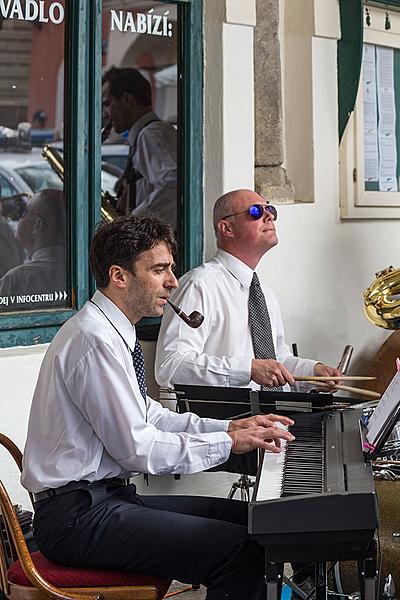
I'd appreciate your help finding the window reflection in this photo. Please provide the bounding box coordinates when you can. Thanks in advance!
[0,0,68,313]
[101,1,179,230]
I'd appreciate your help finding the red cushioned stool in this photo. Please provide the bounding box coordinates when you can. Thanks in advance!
[6,550,171,599]
[0,433,171,600]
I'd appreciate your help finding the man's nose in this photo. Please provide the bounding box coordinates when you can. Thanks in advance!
[264,207,273,221]
[165,270,179,289]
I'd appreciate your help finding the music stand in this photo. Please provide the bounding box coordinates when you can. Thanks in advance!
[258,389,366,415]
[174,384,260,418]
[174,385,348,419]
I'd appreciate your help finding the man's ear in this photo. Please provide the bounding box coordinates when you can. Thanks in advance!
[217,219,234,238]
[109,265,129,288]
[32,215,44,234]
[121,91,135,107]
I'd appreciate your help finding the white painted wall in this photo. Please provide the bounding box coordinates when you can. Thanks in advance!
[0,345,47,507]
[204,0,256,258]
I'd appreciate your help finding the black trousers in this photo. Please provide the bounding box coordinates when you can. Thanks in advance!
[33,481,266,600]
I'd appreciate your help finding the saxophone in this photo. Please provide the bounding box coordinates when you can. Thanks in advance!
[364,266,400,329]
[42,145,119,223]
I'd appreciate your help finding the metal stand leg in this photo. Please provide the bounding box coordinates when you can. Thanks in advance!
[227,474,255,501]
[358,544,377,600]
[265,559,283,600]
[315,562,327,600]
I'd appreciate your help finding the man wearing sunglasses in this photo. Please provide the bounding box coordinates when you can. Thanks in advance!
[155,188,340,391]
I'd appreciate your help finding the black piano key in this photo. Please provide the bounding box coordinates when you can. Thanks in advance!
[280,413,325,496]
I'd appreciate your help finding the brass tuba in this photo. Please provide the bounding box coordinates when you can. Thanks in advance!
[364,266,400,329]
[42,145,119,223]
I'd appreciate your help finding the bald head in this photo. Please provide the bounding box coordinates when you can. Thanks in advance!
[213,188,278,268]
[17,188,66,255]
[213,190,254,234]
[37,189,65,230]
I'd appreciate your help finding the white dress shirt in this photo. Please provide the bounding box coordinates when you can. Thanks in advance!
[155,250,317,390]
[21,290,232,493]
[128,111,177,228]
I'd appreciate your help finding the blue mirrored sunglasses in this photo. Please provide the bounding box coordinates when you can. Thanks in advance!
[222,203,277,221]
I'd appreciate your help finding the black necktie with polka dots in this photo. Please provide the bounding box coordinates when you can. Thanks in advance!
[132,338,147,401]
[248,272,283,391]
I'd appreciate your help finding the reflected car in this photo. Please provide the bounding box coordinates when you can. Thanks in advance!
[0,149,121,223]
[50,142,129,172]
[100,144,129,171]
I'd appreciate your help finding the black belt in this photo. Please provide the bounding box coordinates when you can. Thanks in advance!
[32,477,130,504]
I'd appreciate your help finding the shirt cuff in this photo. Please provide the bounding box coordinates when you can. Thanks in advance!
[228,357,252,387]
[200,418,231,433]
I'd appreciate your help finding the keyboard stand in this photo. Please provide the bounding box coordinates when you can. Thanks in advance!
[227,474,255,501]
[265,560,283,600]
[267,552,378,600]
[315,562,328,600]
[359,540,378,600]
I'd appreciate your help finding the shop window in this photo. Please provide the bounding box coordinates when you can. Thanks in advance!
[0,0,202,347]
[0,1,71,328]
[101,1,179,231]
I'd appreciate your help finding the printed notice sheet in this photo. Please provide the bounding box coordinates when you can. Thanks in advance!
[363,44,379,182]
[376,46,398,192]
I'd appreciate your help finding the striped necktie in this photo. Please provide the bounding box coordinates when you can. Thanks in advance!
[248,272,283,391]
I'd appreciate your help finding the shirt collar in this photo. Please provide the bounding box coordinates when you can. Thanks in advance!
[30,245,65,262]
[128,110,160,147]
[215,249,254,290]
[91,289,136,352]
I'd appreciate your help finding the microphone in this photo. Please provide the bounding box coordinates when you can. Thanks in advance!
[167,300,204,329]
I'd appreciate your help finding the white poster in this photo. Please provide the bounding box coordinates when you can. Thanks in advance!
[363,44,379,182]
[376,46,398,192]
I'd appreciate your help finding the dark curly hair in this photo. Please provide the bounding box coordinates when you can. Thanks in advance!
[102,66,152,107]
[90,216,177,289]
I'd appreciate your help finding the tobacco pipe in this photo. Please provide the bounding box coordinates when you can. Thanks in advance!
[167,300,204,328]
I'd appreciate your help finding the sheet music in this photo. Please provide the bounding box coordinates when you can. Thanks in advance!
[366,369,400,446]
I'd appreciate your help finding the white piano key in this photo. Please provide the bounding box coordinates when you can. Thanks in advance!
[256,438,287,501]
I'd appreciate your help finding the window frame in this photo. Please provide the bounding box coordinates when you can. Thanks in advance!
[0,0,203,348]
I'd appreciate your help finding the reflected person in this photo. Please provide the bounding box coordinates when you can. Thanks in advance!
[0,215,24,278]
[102,67,177,228]
[0,189,66,309]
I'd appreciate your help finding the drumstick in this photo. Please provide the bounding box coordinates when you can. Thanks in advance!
[301,380,381,399]
[294,376,377,382]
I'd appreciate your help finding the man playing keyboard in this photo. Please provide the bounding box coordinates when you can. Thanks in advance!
[22,215,295,600]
